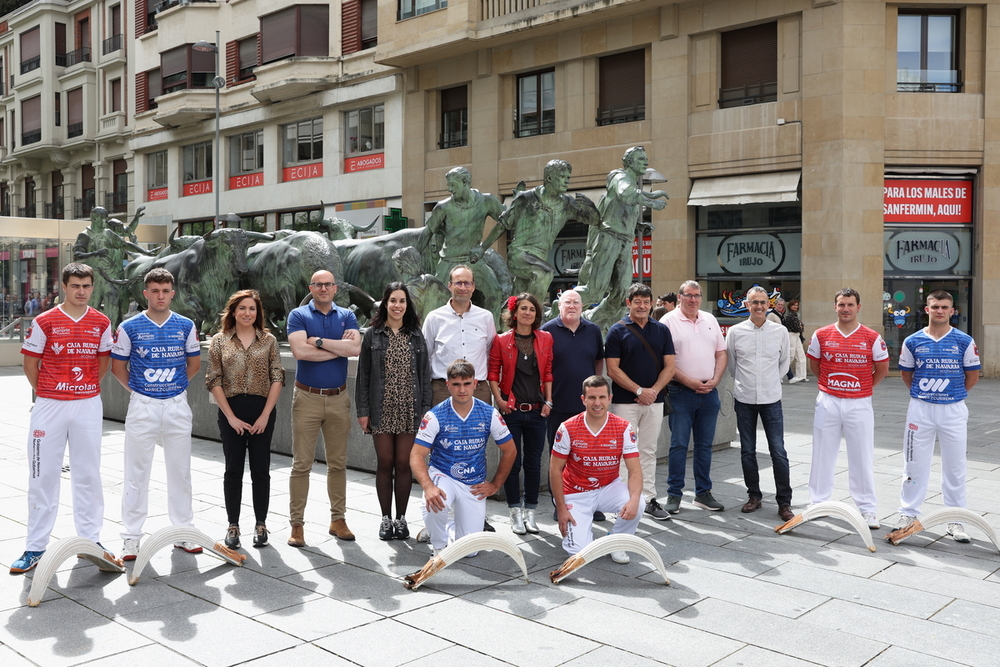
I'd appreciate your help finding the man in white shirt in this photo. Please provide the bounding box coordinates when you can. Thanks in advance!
[422,265,496,406]
[726,286,793,521]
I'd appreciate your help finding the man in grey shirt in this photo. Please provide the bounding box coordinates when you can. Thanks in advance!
[726,286,793,521]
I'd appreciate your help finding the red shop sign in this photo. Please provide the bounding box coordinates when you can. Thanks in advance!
[344,153,384,173]
[183,180,213,197]
[230,172,264,190]
[282,163,323,182]
[883,179,972,223]
[147,187,168,201]
[631,236,652,279]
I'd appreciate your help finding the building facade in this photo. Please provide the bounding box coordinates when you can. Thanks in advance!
[377,0,999,375]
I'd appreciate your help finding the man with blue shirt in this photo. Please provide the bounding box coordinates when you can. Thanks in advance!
[410,360,516,555]
[606,283,676,520]
[541,289,606,521]
[286,270,361,547]
[111,268,202,559]
[895,291,981,543]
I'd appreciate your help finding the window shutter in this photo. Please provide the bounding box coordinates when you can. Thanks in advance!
[113,159,127,176]
[20,27,40,61]
[68,88,83,126]
[260,7,296,64]
[599,50,644,110]
[226,40,238,82]
[21,95,41,132]
[136,71,148,113]
[300,5,330,57]
[256,32,262,67]
[161,45,187,77]
[721,22,777,90]
[441,85,467,113]
[135,0,147,36]
[148,69,162,98]
[360,0,377,46]
[82,165,95,191]
[342,0,361,56]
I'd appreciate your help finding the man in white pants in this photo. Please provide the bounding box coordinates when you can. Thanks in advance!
[410,360,516,556]
[11,263,114,574]
[807,288,889,528]
[112,268,202,559]
[550,375,644,564]
[895,290,980,542]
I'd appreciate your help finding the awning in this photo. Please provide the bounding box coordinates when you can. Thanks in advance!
[687,171,801,206]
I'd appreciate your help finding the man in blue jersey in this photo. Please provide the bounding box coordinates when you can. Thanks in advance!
[111,268,202,559]
[410,360,516,555]
[895,291,980,543]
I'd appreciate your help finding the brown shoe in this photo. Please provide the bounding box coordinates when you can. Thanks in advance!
[741,497,762,513]
[329,519,356,541]
[778,505,795,522]
[288,523,305,548]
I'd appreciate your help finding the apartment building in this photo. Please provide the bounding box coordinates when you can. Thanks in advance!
[129,0,402,235]
[377,0,999,375]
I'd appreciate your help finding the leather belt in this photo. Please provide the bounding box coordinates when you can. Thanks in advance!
[295,380,346,396]
[517,402,542,412]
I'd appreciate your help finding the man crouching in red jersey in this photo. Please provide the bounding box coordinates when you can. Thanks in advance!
[11,263,114,573]
[549,375,644,565]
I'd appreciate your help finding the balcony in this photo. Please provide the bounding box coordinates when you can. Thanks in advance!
[45,201,65,219]
[102,34,122,55]
[719,82,778,109]
[20,56,40,74]
[104,190,128,213]
[250,58,334,104]
[17,204,36,218]
[66,47,92,67]
[151,89,216,127]
[376,0,641,67]
[67,122,83,139]
[596,102,645,126]
[21,130,41,146]
[97,112,127,139]
[74,195,95,219]
[897,69,962,93]
[55,53,67,67]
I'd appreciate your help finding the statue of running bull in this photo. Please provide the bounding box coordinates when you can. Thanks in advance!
[245,230,375,333]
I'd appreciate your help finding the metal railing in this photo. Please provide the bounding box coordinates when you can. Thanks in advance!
[68,122,83,139]
[66,47,92,67]
[17,205,36,217]
[719,81,778,109]
[438,131,467,149]
[74,195,95,218]
[55,52,67,66]
[104,191,127,212]
[596,102,645,126]
[21,130,41,145]
[45,201,65,219]
[0,317,31,342]
[20,56,40,74]
[102,34,122,55]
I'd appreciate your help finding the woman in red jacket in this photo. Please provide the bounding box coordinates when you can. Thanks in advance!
[488,293,553,535]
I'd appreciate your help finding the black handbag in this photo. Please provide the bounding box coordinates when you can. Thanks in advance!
[621,320,673,416]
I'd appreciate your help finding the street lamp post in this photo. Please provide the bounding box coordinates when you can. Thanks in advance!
[192,31,224,227]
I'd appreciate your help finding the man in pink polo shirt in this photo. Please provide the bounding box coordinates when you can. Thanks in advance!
[661,280,728,514]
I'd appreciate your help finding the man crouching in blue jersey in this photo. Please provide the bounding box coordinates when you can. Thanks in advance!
[410,359,516,557]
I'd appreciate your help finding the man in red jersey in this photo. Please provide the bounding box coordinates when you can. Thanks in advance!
[806,288,889,529]
[11,263,114,574]
[549,375,644,565]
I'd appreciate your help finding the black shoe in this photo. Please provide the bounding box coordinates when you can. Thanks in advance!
[378,515,394,540]
[252,523,268,548]
[393,517,410,540]
[593,511,607,522]
[225,524,241,549]
[483,520,496,532]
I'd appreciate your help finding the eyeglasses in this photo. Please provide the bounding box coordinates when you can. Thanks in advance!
[310,282,336,289]
[748,300,769,306]
[450,281,474,288]
[679,293,702,300]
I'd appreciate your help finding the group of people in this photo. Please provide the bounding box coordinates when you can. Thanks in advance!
[9,261,982,576]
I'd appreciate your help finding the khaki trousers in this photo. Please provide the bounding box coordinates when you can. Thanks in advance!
[289,387,351,525]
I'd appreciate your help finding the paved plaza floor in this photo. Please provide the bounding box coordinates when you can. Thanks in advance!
[1,365,998,666]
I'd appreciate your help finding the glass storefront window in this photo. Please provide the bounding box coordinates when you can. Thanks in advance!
[0,238,62,332]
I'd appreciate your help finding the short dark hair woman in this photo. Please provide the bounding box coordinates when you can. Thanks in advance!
[355,282,432,540]
[206,290,284,549]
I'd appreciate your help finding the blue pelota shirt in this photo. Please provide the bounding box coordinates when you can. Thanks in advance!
[898,328,980,404]
[111,312,201,398]
[415,398,512,485]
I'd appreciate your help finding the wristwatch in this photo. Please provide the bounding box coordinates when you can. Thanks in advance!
[314,337,324,349]
[635,387,643,397]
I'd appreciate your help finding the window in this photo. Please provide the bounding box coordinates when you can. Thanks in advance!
[54,93,61,126]
[897,11,960,92]
[399,0,446,20]
[229,214,266,232]
[136,69,162,114]
[230,130,264,175]
[20,27,40,73]
[21,96,41,145]
[260,5,329,65]
[69,13,92,66]
[161,45,215,94]
[55,23,67,66]
[516,70,554,138]
[110,79,121,113]
[183,141,213,183]
[179,220,214,235]
[50,171,64,219]
[598,49,645,125]
[240,36,257,81]
[104,5,122,54]
[76,164,96,217]
[136,0,157,36]
[67,88,83,138]
[345,104,384,156]
[283,117,322,165]
[107,158,127,211]
[148,150,168,188]
[439,85,467,149]
[279,208,323,231]
[719,22,777,108]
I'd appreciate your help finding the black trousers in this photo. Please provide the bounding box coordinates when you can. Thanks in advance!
[219,394,275,525]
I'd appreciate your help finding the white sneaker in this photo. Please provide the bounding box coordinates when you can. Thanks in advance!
[611,550,630,564]
[862,512,880,529]
[789,377,804,384]
[122,538,140,562]
[416,528,430,543]
[947,523,970,543]
[173,541,203,554]
[895,515,916,531]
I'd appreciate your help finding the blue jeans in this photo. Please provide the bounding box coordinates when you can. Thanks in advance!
[666,385,720,497]
[734,399,791,506]
[503,408,547,508]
